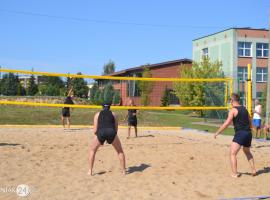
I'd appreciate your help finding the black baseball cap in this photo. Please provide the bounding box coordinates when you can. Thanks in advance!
[102,101,112,107]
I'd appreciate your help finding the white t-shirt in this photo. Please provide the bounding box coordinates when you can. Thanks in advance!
[253,105,262,119]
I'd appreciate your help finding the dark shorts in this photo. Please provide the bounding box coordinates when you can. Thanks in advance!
[233,130,252,147]
[128,118,137,127]
[62,109,70,117]
[97,128,116,145]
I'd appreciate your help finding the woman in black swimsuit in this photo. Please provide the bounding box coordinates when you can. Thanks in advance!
[88,102,126,175]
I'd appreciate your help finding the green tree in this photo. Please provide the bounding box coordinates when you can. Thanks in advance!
[98,90,104,104]
[261,86,267,117]
[138,66,153,106]
[71,72,89,98]
[103,60,115,75]
[103,83,115,104]
[112,90,121,105]
[93,90,100,105]
[161,86,170,106]
[173,57,224,117]
[27,74,38,96]
[16,76,26,96]
[0,73,21,96]
[38,76,64,96]
[90,82,98,103]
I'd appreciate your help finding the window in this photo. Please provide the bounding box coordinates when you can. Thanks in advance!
[256,92,263,100]
[126,73,142,97]
[256,67,268,82]
[256,43,268,58]
[237,67,248,82]
[239,92,246,106]
[127,81,141,97]
[202,48,208,57]
[238,42,252,57]
[168,90,180,105]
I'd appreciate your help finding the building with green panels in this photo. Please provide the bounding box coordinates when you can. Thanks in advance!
[192,28,269,104]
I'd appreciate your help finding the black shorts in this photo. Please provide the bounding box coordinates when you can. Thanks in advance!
[97,128,116,145]
[233,130,252,147]
[128,118,137,127]
[62,109,70,117]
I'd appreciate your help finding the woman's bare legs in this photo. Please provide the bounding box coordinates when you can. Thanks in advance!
[127,126,131,139]
[134,126,138,137]
[88,136,101,175]
[112,135,126,174]
[66,117,71,129]
[61,116,65,128]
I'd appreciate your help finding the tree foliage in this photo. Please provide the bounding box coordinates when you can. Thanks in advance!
[103,60,115,75]
[138,66,153,106]
[27,74,38,96]
[103,83,115,104]
[71,72,89,98]
[89,82,99,103]
[112,90,121,105]
[0,73,23,96]
[38,76,64,96]
[173,57,224,116]
[260,86,267,117]
[161,86,170,106]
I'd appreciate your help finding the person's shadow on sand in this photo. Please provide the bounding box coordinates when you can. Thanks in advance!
[241,167,270,176]
[0,143,20,147]
[127,164,151,174]
[256,167,270,176]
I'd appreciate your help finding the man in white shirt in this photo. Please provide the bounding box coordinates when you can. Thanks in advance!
[253,99,262,138]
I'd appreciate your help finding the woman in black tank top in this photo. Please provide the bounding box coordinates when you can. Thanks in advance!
[88,103,126,176]
[214,93,256,178]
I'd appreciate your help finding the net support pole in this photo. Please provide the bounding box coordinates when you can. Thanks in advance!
[247,63,252,116]
[266,14,270,126]
[224,81,228,106]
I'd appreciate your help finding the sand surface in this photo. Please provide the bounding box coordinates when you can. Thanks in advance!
[0,127,270,200]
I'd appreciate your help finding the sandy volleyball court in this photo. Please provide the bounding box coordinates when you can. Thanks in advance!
[0,127,270,200]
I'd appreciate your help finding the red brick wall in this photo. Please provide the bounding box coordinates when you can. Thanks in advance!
[114,62,192,106]
[236,29,268,38]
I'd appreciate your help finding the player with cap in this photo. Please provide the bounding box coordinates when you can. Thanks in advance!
[87,101,126,175]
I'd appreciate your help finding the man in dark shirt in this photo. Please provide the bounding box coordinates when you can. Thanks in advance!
[127,99,138,138]
[214,93,256,178]
[61,88,74,129]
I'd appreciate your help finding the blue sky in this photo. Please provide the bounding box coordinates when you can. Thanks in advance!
[0,0,269,75]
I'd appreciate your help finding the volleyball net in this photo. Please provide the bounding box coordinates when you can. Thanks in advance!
[0,68,235,126]
[0,68,233,111]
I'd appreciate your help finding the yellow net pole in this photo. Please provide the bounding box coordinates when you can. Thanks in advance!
[224,81,228,106]
[247,64,252,116]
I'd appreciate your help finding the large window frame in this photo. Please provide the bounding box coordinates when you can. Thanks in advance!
[202,48,209,58]
[256,67,268,83]
[237,66,248,82]
[256,43,269,58]
[238,42,252,57]
[126,73,142,97]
